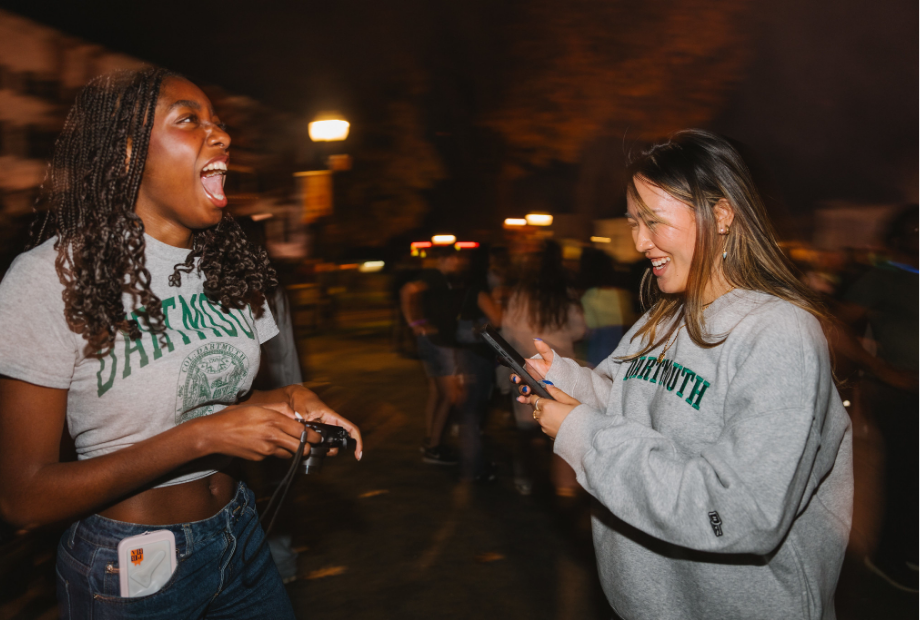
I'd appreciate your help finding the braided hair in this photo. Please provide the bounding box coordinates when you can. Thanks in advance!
[30,67,277,358]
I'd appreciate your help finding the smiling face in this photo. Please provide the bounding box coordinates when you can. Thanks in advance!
[626,176,699,295]
[134,77,231,248]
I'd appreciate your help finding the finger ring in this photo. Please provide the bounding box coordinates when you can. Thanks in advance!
[533,397,542,413]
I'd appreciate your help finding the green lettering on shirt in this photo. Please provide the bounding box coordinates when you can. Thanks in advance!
[196,295,228,337]
[666,363,683,391]
[205,299,238,337]
[122,331,149,379]
[225,307,255,340]
[650,359,668,384]
[624,358,641,381]
[162,297,191,345]
[686,376,710,410]
[96,347,118,397]
[131,308,175,360]
[638,358,657,381]
[179,295,211,340]
[676,368,696,397]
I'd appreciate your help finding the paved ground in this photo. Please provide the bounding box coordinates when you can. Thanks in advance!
[1,324,916,619]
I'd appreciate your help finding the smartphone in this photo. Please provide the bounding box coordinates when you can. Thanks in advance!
[117,530,177,597]
[480,325,553,400]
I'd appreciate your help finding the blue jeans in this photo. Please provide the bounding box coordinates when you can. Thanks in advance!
[55,482,296,620]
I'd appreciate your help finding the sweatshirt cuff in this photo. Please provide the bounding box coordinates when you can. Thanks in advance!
[543,351,580,388]
[553,403,608,473]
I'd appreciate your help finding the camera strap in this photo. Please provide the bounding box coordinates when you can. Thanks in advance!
[241,426,309,569]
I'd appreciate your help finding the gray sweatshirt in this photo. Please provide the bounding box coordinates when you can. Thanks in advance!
[545,289,852,620]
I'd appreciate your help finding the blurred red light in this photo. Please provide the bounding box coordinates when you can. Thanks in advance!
[411,241,433,248]
[455,242,479,249]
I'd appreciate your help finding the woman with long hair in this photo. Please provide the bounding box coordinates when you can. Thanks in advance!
[502,241,585,495]
[514,130,851,619]
[0,68,361,618]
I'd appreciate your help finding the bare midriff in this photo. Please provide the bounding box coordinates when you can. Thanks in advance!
[98,470,238,525]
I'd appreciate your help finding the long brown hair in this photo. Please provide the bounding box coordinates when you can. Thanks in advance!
[624,129,829,359]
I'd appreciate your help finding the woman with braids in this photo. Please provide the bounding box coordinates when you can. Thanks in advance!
[0,68,362,618]
[512,131,851,619]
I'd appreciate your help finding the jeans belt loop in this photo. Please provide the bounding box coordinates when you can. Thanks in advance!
[68,521,79,549]
[183,523,194,556]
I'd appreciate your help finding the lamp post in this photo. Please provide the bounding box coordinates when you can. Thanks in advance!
[296,112,350,258]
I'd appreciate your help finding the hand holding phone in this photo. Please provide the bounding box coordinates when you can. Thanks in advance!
[480,325,553,400]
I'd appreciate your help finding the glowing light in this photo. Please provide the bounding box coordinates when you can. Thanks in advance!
[309,118,350,142]
[251,213,273,222]
[359,260,385,273]
[504,218,527,227]
[525,213,553,226]
[338,263,359,270]
[842,400,851,408]
[454,241,479,249]
[432,235,457,245]
[590,236,611,243]
[411,241,432,249]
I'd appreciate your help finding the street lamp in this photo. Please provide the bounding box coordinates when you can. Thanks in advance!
[309,113,350,142]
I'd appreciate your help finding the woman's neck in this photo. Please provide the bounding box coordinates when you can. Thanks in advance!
[137,213,194,249]
[701,271,735,306]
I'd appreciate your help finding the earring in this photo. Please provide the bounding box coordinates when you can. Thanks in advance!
[719,228,725,234]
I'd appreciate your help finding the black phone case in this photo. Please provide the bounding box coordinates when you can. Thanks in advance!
[480,325,554,400]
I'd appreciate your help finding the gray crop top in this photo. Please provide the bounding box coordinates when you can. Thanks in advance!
[0,234,279,487]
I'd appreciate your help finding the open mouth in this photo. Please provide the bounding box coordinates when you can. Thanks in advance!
[650,256,671,275]
[200,161,228,206]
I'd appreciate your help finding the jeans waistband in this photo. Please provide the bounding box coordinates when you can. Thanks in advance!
[67,482,254,555]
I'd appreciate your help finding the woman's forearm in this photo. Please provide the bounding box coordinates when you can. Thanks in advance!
[2,418,209,529]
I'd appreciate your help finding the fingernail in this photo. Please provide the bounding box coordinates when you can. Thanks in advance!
[522,386,530,394]
[534,338,543,341]
[512,376,519,383]
[358,451,363,461]
[294,411,304,420]
[543,380,554,386]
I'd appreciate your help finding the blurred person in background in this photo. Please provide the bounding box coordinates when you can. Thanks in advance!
[579,247,637,368]
[836,204,918,592]
[455,246,503,482]
[390,254,424,358]
[0,68,362,619]
[400,246,466,465]
[501,241,585,496]
[515,130,851,620]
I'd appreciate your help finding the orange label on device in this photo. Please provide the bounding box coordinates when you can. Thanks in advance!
[131,548,144,565]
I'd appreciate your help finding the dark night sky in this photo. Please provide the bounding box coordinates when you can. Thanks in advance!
[1,0,917,230]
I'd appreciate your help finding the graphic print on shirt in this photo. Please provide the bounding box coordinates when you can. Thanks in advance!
[94,293,258,404]
[175,342,248,423]
[622,355,711,410]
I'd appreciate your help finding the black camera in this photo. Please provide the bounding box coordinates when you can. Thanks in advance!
[300,421,356,474]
